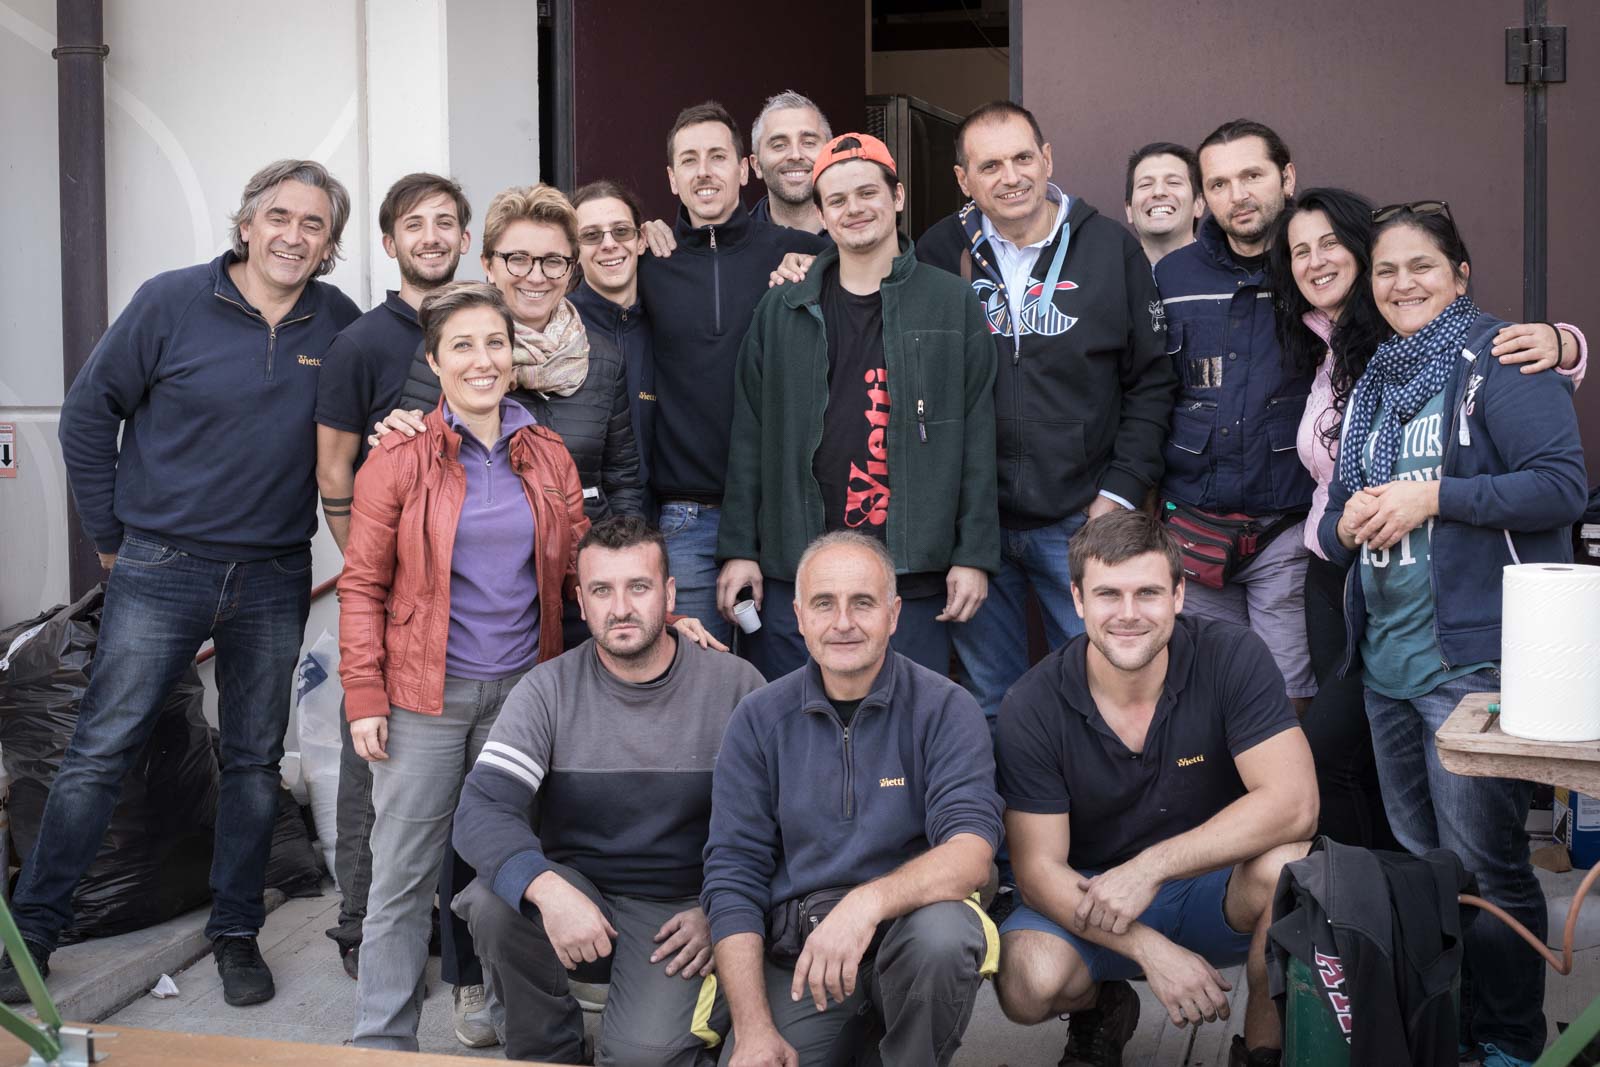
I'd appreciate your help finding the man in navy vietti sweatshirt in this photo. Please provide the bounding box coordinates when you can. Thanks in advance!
[0,161,359,1011]
[701,532,1003,1067]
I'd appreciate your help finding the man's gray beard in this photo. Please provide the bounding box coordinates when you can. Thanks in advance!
[769,180,814,208]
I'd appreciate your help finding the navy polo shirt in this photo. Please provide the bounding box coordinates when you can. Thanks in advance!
[314,290,421,465]
[996,614,1297,873]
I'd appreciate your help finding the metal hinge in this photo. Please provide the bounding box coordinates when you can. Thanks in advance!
[1506,25,1567,84]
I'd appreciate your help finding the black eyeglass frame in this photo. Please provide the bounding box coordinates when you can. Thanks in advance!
[489,250,577,280]
[1370,200,1452,225]
[575,224,641,247]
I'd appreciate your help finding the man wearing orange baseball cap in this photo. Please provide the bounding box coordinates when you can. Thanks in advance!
[715,134,999,688]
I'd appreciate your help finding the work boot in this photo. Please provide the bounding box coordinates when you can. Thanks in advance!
[1060,979,1140,1066]
[213,935,275,1006]
[0,940,51,1003]
[453,983,499,1048]
[1228,1035,1283,1066]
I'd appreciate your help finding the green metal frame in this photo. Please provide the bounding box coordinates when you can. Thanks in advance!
[1534,993,1600,1067]
[0,891,63,1063]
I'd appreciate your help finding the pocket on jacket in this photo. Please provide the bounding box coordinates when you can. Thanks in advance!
[1264,396,1312,503]
[1163,402,1216,503]
[384,596,419,672]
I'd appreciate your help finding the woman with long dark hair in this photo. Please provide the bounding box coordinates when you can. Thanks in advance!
[1266,189,1584,850]
[1319,205,1586,1066]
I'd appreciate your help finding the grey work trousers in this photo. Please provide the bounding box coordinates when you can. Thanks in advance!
[720,899,996,1067]
[455,866,728,1066]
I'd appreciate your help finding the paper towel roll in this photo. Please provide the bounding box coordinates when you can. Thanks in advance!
[1501,563,1600,742]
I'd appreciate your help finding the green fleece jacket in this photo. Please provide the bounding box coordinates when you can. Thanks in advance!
[716,239,1000,582]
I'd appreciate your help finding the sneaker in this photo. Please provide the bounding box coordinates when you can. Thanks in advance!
[1228,1035,1283,1067]
[0,940,51,1004]
[453,983,499,1048]
[1477,1044,1534,1067]
[1060,979,1140,1066]
[213,936,275,1007]
[570,980,610,1013]
[339,942,359,980]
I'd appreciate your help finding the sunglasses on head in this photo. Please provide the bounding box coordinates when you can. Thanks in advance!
[1371,200,1452,225]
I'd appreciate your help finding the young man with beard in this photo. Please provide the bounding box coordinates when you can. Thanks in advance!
[3,161,360,1008]
[639,102,826,647]
[451,517,765,1064]
[715,133,999,681]
[1153,120,1316,709]
[747,91,830,234]
[994,510,1315,1067]
[316,172,471,549]
[1123,142,1204,266]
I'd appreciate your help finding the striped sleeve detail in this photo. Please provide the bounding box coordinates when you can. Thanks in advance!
[477,741,545,791]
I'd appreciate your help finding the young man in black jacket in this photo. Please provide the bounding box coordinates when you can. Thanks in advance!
[915,101,1178,732]
[639,101,827,648]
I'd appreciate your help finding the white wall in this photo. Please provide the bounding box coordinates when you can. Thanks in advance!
[0,0,538,738]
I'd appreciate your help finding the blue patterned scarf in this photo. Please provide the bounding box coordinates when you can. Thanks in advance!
[1337,295,1478,493]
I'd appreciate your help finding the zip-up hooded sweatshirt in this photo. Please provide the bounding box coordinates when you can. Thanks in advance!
[59,252,360,559]
[1154,216,1315,515]
[715,238,1000,581]
[637,203,826,504]
[917,197,1176,527]
[701,652,1003,943]
[1319,312,1587,674]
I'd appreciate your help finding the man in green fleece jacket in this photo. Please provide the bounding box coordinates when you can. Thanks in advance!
[715,133,999,681]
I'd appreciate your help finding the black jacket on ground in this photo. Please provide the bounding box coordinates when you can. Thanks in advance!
[1267,838,1477,1067]
[398,329,643,522]
[917,197,1176,528]
[637,203,826,504]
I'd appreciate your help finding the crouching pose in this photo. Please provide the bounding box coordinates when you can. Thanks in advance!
[702,532,1003,1067]
[995,510,1316,1067]
[452,517,766,1065]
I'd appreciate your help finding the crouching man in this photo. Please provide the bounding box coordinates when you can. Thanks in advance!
[995,510,1316,1067]
[452,517,766,1064]
[702,532,1003,1067]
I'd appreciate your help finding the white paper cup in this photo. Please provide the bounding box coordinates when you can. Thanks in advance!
[733,599,762,634]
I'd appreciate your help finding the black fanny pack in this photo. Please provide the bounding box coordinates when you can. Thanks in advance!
[765,886,887,964]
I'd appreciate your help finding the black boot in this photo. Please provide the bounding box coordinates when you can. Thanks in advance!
[213,935,275,1006]
[1059,979,1141,1066]
[0,940,51,1004]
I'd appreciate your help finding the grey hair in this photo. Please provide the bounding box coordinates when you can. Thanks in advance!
[228,159,352,278]
[751,91,832,150]
[795,531,897,601]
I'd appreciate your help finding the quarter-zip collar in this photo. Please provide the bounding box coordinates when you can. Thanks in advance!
[210,251,320,324]
[571,280,643,333]
[799,652,896,726]
[670,201,754,251]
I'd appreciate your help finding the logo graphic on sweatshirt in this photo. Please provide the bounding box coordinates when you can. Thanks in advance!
[844,368,892,529]
[1314,949,1354,1039]
[1463,373,1484,418]
[971,278,1079,338]
[1149,300,1166,334]
[296,354,322,367]
[1176,754,1206,768]
[879,777,905,788]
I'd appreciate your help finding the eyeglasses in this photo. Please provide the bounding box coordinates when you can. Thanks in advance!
[576,223,640,246]
[1371,200,1452,225]
[490,250,576,280]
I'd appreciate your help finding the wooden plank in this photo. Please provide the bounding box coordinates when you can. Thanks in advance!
[0,1025,553,1066]
[1436,693,1600,795]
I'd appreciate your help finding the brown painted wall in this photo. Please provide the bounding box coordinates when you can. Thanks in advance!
[1020,0,1600,476]
[571,2,868,222]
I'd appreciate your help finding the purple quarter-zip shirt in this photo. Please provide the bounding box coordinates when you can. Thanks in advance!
[442,398,542,679]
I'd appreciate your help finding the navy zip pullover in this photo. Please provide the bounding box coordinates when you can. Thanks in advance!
[701,652,1003,943]
[59,253,360,559]
[637,203,825,504]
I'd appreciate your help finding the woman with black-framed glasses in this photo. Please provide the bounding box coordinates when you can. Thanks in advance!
[1318,205,1587,1067]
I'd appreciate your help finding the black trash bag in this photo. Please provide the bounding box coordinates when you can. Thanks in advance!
[263,772,324,898]
[0,585,218,941]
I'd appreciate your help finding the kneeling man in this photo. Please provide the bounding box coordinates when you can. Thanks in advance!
[702,532,1003,1067]
[453,516,765,1065]
[995,510,1316,1067]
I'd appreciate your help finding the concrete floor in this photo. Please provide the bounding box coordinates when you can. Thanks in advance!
[78,866,1600,1065]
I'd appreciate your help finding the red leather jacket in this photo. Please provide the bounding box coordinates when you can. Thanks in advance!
[338,406,588,720]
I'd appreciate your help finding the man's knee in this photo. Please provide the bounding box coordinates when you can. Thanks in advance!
[879,900,984,978]
[454,878,526,949]
[1233,841,1312,923]
[994,931,1090,1025]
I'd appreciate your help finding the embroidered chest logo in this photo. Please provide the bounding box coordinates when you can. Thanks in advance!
[1149,300,1166,334]
[971,278,1079,338]
[879,776,905,788]
[296,354,322,367]
[1175,754,1206,768]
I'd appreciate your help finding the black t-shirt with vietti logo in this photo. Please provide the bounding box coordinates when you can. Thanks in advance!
[996,614,1298,873]
[813,268,945,599]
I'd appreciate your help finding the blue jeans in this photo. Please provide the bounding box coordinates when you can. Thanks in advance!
[1365,667,1545,1060]
[952,510,1088,724]
[657,502,732,648]
[10,534,311,950]
[740,577,950,682]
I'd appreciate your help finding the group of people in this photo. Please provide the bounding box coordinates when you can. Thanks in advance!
[0,87,1589,1067]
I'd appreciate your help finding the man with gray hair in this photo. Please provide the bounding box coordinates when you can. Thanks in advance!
[748,90,832,234]
[702,531,1003,1066]
[0,159,360,1009]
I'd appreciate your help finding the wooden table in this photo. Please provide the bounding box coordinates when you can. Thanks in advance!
[1436,692,1600,794]
[0,1024,554,1066]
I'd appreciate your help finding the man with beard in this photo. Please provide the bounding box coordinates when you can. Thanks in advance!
[994,510,1315,1067]
[451,517,764,1065]
[310,172,475,1012]
[1154,120,1317,711]
[1123,142,1203,266]
[747,91,830,234]
[715,132,998,681]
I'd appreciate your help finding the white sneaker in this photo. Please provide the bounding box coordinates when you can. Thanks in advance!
[453,983,500,1048]
[569,980,610,1013]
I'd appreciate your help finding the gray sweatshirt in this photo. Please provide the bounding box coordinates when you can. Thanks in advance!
[454,634,766,907]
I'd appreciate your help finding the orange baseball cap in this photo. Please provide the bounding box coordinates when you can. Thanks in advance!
[811,132,899,188]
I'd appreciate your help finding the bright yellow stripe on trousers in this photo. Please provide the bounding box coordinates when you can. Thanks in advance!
[691,973,722,1047]
[964,893,1000,977]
